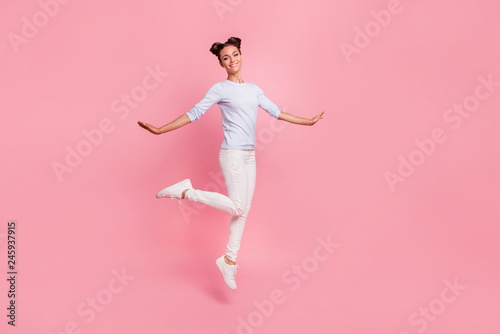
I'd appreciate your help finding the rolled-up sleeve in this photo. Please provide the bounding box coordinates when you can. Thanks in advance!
[186,83,221,122]
[256,85,281,119]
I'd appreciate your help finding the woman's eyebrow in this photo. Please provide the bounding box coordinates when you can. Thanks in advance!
[222,51,238,57]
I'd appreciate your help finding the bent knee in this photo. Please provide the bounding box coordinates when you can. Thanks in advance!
[232,205,251,217]
[232,206,245,216]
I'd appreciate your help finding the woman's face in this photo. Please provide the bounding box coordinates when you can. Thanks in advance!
[219,45,242,74]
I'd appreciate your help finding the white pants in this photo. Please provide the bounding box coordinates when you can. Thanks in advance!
[185,148,256,262]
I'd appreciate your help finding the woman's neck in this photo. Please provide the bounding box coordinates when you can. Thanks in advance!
[227,73,244,84]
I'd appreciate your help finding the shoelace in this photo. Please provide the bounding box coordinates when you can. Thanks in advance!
[169,195,182,204]
[228,265,239,281]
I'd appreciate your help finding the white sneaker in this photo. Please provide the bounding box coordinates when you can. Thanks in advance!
[216,255,239,290]
[156,179,193,204]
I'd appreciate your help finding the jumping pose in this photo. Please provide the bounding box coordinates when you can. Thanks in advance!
[138,37,324,290]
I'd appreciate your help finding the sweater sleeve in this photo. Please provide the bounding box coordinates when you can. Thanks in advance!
[186,83,222,122]
[256,85,281,119]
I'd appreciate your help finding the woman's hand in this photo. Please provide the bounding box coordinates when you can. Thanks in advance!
[138,121,161,135]
[308,111,324,126]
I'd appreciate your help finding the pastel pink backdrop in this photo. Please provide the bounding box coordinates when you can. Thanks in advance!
[1,0,499,333]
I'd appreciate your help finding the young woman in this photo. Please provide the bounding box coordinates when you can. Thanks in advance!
[138,37,324,290]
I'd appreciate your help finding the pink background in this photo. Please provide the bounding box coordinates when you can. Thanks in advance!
[1,0,499,333]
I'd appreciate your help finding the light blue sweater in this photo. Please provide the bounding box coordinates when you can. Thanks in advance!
[186,79,281,150]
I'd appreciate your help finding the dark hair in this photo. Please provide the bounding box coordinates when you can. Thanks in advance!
[210,37,242,61]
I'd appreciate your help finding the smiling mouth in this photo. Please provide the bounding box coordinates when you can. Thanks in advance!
[230,63,238,68]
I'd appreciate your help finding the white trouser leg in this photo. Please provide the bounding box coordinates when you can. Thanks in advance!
[183,148,256,262]
[184,149,250,216]
[222,149,256,262]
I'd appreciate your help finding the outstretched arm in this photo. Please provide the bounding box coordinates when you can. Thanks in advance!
[278,110,324,126]
[138,113,191,135]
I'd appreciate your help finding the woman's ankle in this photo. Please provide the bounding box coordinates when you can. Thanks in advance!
[224,256,236,265]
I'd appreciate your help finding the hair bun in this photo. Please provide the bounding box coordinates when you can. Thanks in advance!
[226,37,241,49]
[210,42,223,56]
